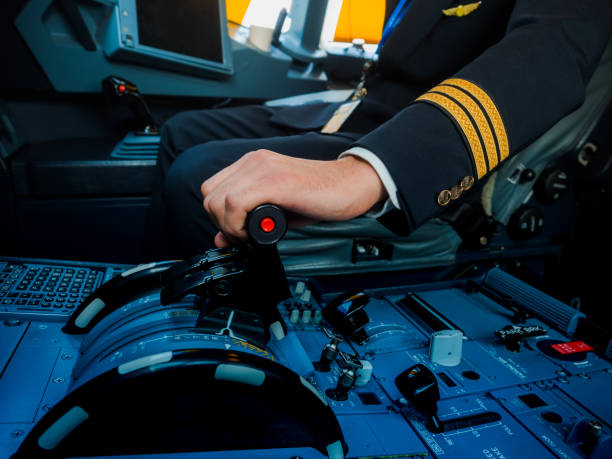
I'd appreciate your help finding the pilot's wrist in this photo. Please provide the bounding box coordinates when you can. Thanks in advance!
[335,155,388,217]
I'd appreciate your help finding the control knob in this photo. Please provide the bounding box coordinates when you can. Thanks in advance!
[535,168,570,203]
[507,205,544,241]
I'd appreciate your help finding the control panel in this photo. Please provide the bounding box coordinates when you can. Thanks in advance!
[0,257,610,458]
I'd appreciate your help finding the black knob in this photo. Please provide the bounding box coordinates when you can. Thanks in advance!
[246,205,287,245]
[507,206,544,241]
[519,168,536,184]
[322,290,370,343]
[395,364,441,430]
[535,168,570,203]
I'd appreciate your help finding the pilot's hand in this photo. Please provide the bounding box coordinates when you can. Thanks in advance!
[201,149,387,247]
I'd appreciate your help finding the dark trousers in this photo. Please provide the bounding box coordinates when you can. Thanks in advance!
[151,104,362,258]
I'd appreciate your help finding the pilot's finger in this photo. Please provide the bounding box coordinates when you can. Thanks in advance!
[220,176,279,240]
[201,149,267,199]
[214,231,232,248]
[203,162,254,231]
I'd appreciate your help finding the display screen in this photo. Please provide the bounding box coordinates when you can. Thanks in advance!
[136,0,224,63]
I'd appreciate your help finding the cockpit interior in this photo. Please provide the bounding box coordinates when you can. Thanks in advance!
[1,1,611,458]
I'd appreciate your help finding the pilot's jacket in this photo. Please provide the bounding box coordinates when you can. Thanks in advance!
[268,0,612,231]
[160,0,612,253]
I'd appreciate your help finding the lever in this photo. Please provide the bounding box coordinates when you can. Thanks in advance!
[102,76,158,134]
[325,352,362,401]
[246,204,288,245]
[161,204,291,346]
[65,205,289,341]
[395,364,442,432]
[322,290,370,343]
[315,328,344,372]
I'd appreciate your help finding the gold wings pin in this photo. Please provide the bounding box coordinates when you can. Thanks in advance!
[442,1,482,17]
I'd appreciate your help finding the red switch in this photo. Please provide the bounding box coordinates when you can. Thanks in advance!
[551,341,594,355]
[259,217,275,233]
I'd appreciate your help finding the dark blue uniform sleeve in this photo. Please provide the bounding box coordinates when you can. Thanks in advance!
[353,0,612,232]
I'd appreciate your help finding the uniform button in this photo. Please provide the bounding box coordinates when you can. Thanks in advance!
[437,189,452,206]
[450,185,462,200]
[460,176,475,190]
[363,60,376,76]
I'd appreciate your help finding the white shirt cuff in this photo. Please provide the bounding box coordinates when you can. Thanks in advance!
[339,147,400,217]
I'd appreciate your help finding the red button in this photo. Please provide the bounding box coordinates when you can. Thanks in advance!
[259,217,275,233]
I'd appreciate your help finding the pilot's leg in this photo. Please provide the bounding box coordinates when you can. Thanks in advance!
[157,104,300,180]
[164,131,356,257]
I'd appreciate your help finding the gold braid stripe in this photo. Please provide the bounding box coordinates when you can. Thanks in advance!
[431,85,498,170]
[442,78,509,161]
[416,92,487,178]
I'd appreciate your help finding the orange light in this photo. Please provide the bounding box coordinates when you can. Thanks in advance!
[118,84,126,93]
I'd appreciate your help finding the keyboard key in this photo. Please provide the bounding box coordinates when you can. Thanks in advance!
[15,299,27,305]
[2,299,14,305]
[20,293,31,298]
[28,299,41,305]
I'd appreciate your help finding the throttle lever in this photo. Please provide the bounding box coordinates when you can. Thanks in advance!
[246,204,288,245]
[160,248,239,285]
[160,259,245,305]
[160,204,291,345]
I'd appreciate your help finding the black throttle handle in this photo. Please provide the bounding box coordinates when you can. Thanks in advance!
[246,204,287,245]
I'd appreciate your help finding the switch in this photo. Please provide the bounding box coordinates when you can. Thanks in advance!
[315,328,344,372]
[295,281,305,295]
[429,330,463,366]
[325,352,362,401]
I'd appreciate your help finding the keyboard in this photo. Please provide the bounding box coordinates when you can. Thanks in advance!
[0,259,122,320]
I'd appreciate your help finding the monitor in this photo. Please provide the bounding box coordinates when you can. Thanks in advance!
[103,0,233,78]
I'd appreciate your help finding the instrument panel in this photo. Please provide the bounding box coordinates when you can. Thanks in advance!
[0,257,610,458]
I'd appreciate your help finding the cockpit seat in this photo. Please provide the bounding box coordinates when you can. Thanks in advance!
[272,37,612,275]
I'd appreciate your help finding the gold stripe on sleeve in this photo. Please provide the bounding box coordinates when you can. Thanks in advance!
[416,92,487,178]
[442,78,509,161]
[431,84,499,170]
